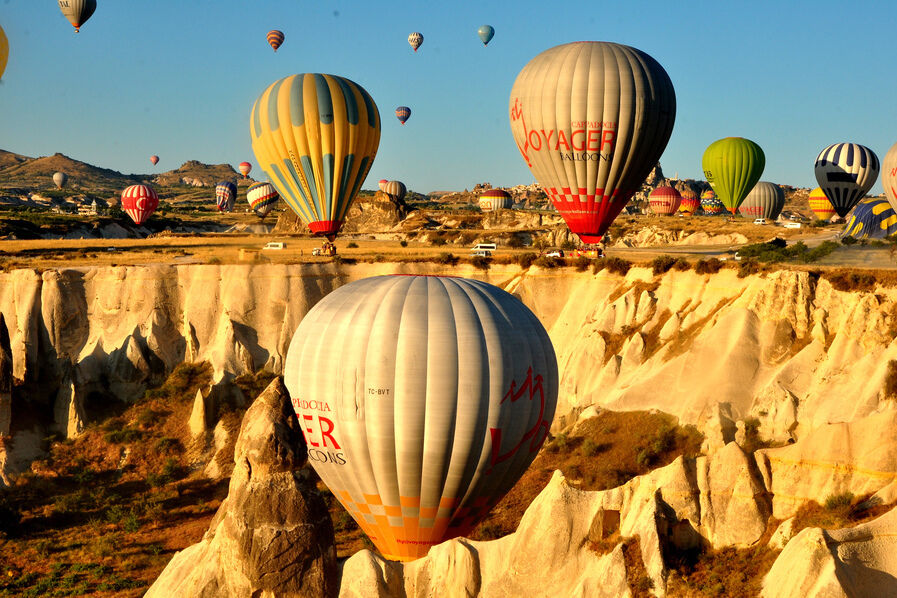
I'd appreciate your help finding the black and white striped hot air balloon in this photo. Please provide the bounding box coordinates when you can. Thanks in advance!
[814,143,879,218]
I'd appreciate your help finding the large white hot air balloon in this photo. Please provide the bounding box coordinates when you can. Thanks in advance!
[814,143,879,218]
[285,275,558,561]
[738,182,785,220]
[509,41,676,244]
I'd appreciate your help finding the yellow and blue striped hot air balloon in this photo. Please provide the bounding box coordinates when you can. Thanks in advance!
[250,73,381,240]
[842,197,897,239]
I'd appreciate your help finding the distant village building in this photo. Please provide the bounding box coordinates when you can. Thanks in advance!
[77,199,99,216]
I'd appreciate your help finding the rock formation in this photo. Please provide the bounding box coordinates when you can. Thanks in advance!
[146,378,338,598]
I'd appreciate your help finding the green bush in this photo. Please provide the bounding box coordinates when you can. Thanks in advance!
[650,255,678,275]
[694,258,723,274]
[534,256,563,269]
[516,252,538,268]
[470,255,491,270]
[560,239,577,250]
[430,236,447,246]
[104,427,142,444]
[593,256,632,276]
[574,256,591,272]
[840,235,858,245]
[827,271,877,292]
[824,492,855,510]
[434,252,459,265]
[399,240,408,247]
[346,242,358,248]
[737,258,762,278]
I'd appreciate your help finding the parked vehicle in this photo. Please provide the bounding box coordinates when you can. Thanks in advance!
[753,218,768,225]
[472,243,497,251]
[544,249,564,258]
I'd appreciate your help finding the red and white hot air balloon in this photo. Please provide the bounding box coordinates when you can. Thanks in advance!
[121,184,159,225]
[239,162,252,179]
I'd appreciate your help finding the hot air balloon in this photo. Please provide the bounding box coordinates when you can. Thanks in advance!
[378,179,388,192]
[150,155,159,166]
[238,162,252,179]
[246,181,279,218]
[0,25,8,81]
[478,25,495,46]
[677,187,700,215]
[395,106,411,125]
[814,143,879,218]
[53,172,68,189]
[883,141,897,214]
[738,182,785,220]
[648,184,682,216]
[699,189,722,215]
[383,180,406,203]
[121,184,159,225]
[408,32,423,52]
[215,181,237,212]
[702,138,765,215]
[509,42,676,244]
[478,189,512,212]
[267,30,284,52]
[58,0,96,32]
[284,275,558,562]
[842,197,897,239]
[250,73,381,240]
[808,187,835,221]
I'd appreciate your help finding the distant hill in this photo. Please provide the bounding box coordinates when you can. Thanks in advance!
[0,152,145,190]
[154,161,245,188]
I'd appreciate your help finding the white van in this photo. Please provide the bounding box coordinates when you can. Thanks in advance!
[263,242,286,250]
[472,243,497,251]
[753,218,768,225]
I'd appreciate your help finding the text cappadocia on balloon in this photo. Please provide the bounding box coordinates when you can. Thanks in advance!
[284,275,559,561]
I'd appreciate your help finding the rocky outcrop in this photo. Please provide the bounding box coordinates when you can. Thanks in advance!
[146,378,338,598]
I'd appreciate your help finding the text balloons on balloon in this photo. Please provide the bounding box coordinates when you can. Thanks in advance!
[509,41,676,244]
[284,275,558,561]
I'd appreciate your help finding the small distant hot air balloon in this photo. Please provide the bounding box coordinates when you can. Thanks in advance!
[246,181,279,218]
[700,189,723,215]
[150,155,159,166]
[250,73,381,240]
[477,25,495,46]
[814,143,879,218]
[649,184,682,216]
[677,187,700,215]
[509,42,676,244]
[285,275,558,561]
[842,197,897,239]
[0,25,8,81]
[738,182,785,220]
[408,32,423,52]
[267,30,284,52]
[478,189,512,211]
[239,162,252,179]
[121,184,159,225]
[395,106,411,125]
[53,172,68,189]
[702,137,765,215]
[383,180,406,203]
[808,187,836,221]
[215,181,237,212]
[58,0,96,33]
[378,179,388,192]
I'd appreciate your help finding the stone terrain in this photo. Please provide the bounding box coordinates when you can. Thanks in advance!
[2,262,897,595]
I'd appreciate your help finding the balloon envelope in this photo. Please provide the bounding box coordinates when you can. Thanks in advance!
[383,180,406,202]
[808,187,836,221]
[648,185,682,216]
[700,189,723,215]
[408,32,423,52]
[842,197,897,239]
[478,189,512,212]
[395,106,411,125]
[246,181,279,217]
[509,41,676,244]
[701,137,765,215]
[215,181,237,212]
[53,172,68,189]
[250,73,381,240]
[677,188,700,215]
[378,179,388,192]
[879,141,897,214]
[239,162,252,178]
[478,25,495,45]
[738,182,785,220]
[284,275,558,561]
[150,155,159,166]
[58,0,96,32]
[814,143,879,218]
[121,184,159,225]
[267,30,284,51]
[0,25,8,80]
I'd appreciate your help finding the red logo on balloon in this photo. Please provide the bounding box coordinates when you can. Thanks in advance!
[487,367,550,472]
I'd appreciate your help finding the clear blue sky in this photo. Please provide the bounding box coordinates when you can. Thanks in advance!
[1,1,895,194]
